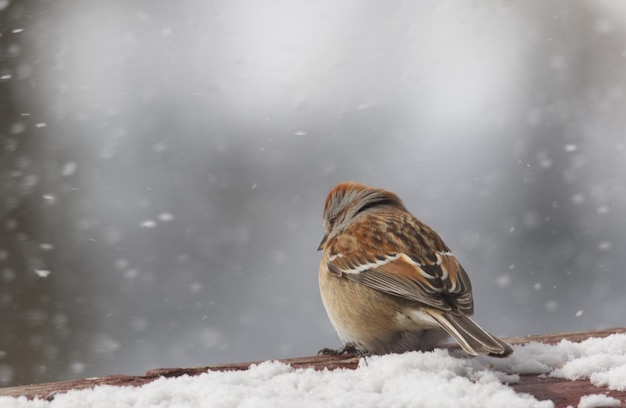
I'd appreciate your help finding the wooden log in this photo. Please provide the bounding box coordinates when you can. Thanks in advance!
[1,327,625,407]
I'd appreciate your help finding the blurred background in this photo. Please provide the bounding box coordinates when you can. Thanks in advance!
[1,0,625,387]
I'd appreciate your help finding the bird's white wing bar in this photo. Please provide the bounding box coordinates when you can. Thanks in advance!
[339,254,401,274]
[398,253,436,279]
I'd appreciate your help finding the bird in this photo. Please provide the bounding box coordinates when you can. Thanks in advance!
[317,181,513,358]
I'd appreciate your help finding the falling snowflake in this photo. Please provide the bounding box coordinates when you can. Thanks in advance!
[34,269,51,278]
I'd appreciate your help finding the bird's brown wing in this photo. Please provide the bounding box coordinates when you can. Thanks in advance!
[325,236,474,314]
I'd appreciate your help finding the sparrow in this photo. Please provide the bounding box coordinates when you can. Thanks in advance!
[318,182,513,357]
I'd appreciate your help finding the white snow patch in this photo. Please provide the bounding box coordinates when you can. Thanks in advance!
[0,351,549,408]
[3,334,626,408]
[577,393,621,408]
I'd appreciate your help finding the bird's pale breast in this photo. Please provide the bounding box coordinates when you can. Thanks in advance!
[319,261,445,353]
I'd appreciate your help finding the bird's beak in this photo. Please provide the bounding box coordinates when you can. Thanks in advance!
[318,235,328,251]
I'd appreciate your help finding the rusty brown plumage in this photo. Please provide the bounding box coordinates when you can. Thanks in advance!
[318,182,512,357]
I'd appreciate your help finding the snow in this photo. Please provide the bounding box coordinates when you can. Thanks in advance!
[2,334,626,408]
[61,162,77,176]
[577,394,621,408]
[139,220,157,228]
[33,269,51,278]
[157,213,174,222]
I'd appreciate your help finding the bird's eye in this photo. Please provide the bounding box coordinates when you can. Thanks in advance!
[329,217,336,228]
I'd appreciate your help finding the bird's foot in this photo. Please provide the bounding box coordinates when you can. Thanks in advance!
[317,343,367,357]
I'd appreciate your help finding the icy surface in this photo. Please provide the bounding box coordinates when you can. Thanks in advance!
[2,334,626,408]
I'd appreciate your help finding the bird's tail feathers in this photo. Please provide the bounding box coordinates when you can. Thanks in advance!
[426,310,513,358]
